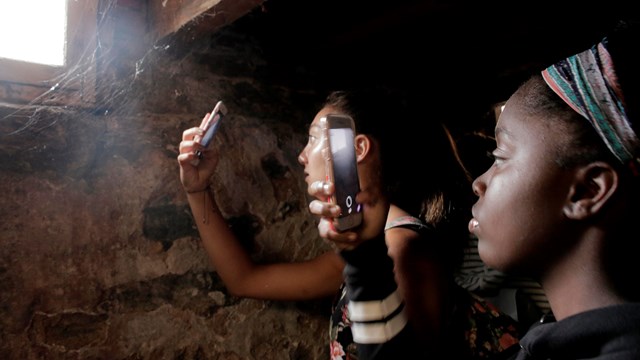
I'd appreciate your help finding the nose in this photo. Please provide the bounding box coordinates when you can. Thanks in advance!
[298,148,307,166]
[471,173,486,197]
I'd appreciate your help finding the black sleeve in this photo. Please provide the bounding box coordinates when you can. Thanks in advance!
[340,234,421,359]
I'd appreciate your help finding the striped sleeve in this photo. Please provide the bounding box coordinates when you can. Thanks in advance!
[340,235,420,358]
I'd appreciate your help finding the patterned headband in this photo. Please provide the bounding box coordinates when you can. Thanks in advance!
[542,39,639,172]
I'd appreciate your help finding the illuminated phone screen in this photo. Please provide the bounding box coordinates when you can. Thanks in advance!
[201,111,223,147]
[329,127,361,218]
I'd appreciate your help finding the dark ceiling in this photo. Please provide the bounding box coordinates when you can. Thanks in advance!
[237,0,633,133]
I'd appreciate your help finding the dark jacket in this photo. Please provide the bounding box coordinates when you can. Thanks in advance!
[341,235,640,360]
[508,303,640,360]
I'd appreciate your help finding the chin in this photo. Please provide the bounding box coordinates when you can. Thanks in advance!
[477,243,500,270]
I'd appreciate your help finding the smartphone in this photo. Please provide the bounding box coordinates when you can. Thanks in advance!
[196,100,227,159]
[321,114,363,231]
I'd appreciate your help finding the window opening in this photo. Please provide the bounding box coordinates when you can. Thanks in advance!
[0,0,67,66]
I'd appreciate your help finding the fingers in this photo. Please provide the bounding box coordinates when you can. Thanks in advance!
[179,127,209,169]
[180,127,206,156]
[182,127,204,141]
[179,139,204,158]
[177,152,198,165]
[308,199,341,218]
[308,180,365,250]
[318,218,359,251]
[308,180,334,198]
[199,112,211,128]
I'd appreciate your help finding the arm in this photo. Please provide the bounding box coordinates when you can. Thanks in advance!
[339,234,421,359]
[311,184,450,358]
[178,125,344,301]
[385,206,451,353]
[310,184,424,358]
[186,189,344,300]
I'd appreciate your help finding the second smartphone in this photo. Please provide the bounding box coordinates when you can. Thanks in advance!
[196,100,228,159]
[321,114,363,231]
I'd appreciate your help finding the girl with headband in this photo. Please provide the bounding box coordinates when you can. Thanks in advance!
[313,19,640,359]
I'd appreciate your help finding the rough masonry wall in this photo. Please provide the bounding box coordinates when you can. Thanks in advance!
[0,3,332,359]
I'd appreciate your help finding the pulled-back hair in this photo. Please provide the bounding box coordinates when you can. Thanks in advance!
[513,74,618,170]
[322,87,474,270]
[514,21,640,173]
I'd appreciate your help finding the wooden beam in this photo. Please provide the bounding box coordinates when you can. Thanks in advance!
[149,0,264,43]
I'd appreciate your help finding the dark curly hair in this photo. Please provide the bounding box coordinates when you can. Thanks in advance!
[322,87,474,271]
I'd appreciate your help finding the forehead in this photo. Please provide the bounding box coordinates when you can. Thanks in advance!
[310,105,340,129]
[497,101,562,152]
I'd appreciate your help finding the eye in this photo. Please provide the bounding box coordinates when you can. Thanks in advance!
[307,134,317,145]
[490,149,505,165]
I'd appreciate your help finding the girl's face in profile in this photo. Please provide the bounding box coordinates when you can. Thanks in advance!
[469,98,577,275]
[298,106,336,195]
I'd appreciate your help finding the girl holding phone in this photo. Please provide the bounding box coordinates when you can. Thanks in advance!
[177,88,520,359]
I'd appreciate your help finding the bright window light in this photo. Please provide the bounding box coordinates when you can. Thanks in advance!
[0,0,67,66]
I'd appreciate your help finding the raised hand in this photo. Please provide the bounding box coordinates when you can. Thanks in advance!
[177,113,220,193]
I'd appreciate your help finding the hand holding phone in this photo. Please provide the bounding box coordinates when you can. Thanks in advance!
[321,114,362,231]
[195,100,227,159]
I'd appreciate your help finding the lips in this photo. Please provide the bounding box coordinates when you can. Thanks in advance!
[468,218,479,233]
[469,206,479,233]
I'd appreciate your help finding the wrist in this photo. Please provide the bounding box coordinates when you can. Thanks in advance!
[185,185,215,224]
[340,234,397,300]
[339,234,387,265]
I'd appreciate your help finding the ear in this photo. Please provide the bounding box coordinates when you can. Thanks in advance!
[563,162,619,219]
[354,134,372,162]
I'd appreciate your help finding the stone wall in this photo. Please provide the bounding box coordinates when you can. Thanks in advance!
[0,3,332,359]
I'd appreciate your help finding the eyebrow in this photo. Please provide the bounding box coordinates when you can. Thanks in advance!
[494,126,510,139]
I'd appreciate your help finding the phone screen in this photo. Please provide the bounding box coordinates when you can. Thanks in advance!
[196,100,227,159]
[329,127,360,218]
[326,115,362,230]
[201,101,227,147]
[201,110,224,148]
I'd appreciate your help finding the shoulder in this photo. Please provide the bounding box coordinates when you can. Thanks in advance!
[385,205,430,232]
[385,215,428,231]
